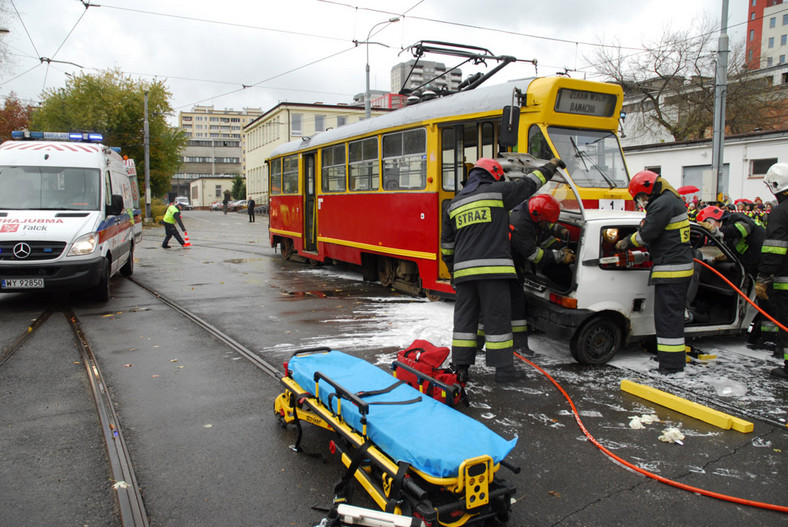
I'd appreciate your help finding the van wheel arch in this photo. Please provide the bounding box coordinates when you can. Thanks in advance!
[570,312,625,365]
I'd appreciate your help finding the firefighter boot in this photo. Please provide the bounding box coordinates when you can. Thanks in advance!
[770,361,788,380]
[513,332,534,357]
[494,365,526,384]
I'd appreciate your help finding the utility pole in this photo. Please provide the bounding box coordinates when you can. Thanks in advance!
[143,91,152,221]
[711,0,729,201]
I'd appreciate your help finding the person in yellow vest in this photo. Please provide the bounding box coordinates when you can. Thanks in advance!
[162,202,186,249]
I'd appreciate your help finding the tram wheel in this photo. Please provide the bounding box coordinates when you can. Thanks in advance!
[378,257,395,287]
[281,239,294,260]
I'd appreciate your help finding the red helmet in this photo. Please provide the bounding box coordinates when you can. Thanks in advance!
[474,158,505,181]
[628,170,660,199]
[528,194,561,223]
[696,205,724,223]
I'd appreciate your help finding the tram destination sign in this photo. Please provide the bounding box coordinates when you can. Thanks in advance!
[554,89,616,118]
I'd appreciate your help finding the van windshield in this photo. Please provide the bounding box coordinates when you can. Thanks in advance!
[546,127,628,189]
[0,166,101,211]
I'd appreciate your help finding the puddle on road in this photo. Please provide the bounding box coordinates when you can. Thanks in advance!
[224,258,266,264]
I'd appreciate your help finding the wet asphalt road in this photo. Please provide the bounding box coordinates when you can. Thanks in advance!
[0,210,786,526]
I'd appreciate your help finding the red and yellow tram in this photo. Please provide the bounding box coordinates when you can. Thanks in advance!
[268,76,631,298]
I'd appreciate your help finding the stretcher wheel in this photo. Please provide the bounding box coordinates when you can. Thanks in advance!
[273,400,288,428]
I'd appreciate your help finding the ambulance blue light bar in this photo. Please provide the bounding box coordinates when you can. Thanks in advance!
[11,130,104,142]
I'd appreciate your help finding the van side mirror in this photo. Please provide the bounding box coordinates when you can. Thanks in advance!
[109,194,124,216]
[499,106,520,148]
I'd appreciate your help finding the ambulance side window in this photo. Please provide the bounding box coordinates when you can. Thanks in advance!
[105,171,112,207]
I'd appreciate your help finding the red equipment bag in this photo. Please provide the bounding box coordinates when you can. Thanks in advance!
[392,340,467,407]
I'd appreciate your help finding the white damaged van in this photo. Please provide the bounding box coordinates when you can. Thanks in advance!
[500,153,758,365]
[0,131,141,301]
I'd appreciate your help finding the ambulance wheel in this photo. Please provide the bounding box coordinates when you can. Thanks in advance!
[570,314,621,365]
[92,258,111,302]
[120,244,134,276]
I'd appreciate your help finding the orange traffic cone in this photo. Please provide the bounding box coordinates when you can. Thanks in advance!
[183,231,192,248]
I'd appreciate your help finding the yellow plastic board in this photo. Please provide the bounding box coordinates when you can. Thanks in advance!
[620,379,753,433]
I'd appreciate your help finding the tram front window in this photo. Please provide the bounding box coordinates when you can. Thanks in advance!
[547,127,628,189]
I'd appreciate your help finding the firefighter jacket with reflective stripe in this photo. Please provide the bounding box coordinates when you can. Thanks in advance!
[758,194,788,289]
[719,211,764,276]
[628,188,693,284]
[441,166,553,283]
[509,209,563,267]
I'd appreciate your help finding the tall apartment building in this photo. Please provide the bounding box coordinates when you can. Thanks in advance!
[746,0,786,70]
[174,106,262,204]
[243,102,391,205]
[390,60,462,95]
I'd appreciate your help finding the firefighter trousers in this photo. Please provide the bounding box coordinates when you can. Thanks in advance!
[654,281,690,371]
[452,279,514,368]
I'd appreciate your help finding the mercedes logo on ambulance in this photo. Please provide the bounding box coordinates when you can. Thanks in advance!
[13,242,31,259]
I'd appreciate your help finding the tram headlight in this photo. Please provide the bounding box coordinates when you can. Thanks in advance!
[602,228,619,244]
[69,233,98,256]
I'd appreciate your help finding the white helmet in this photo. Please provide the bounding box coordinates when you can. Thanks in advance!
[764,163,788,195]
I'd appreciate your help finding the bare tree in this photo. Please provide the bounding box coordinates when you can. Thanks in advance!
[591,16,783,142]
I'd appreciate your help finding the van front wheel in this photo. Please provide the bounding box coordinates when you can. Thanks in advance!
[570,314,621,365]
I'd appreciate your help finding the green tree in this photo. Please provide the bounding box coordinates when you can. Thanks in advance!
[30,68,187,197]
[231,174,246,200]
[0,92,32,142]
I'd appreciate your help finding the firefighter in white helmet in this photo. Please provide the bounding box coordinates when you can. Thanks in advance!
[757,162,788,380]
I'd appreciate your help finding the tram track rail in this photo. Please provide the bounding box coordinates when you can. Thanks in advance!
[0,305,149,527]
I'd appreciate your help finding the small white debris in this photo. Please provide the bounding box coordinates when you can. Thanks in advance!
[113,481,129,490]
[628,414,659,429]
[658,427,685,444]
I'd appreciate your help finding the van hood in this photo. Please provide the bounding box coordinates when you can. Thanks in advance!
[0,211,99,244]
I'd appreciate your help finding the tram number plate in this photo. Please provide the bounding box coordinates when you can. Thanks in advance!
[1,278,45,289]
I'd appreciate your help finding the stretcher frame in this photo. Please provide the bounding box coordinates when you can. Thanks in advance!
[274,347,518,527]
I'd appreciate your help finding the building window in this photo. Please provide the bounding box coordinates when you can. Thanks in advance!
[291,113,302,137]
[750,29,755,41]
[382,128,427,190]
[752,0,756,6]
[748,49,754,62]
[784,13,788,25]
[769,37,775,48]
[349,137,379,191]
[782,34,787,46]
[645,166,662,176]
[751,12,756,21]
[337,116,347,127]
[771,17,776,29]
[215,185,222,198]
[315,115,326,132]
[768,57,774,67]
[781,55,786,64]
[751,158,778,178]
[321,144,346,192]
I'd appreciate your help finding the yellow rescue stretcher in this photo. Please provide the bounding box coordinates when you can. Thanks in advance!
[274,347,519,527]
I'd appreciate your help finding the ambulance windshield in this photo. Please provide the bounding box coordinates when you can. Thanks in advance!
[0,166,101,211]
[546,127,628,189]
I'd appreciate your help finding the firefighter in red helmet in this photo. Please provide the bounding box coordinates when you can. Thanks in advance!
[441,156,565,383]
[615,170,694,374]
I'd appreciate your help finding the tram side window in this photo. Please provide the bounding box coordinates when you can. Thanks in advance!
[282,155,299,194]
[441,127,458,192]
[480,122,495,158]
[321,144,346,192]
[349,138,379,191]
[382,128,426,190]
[528,125,554,160]
[270,159,282,194]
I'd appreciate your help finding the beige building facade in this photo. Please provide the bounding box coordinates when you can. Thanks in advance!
[243,103,391,205]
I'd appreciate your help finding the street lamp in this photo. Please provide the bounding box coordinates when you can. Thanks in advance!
[365,17,400,119]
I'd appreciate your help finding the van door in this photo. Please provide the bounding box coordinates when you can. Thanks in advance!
[303,153,317,253]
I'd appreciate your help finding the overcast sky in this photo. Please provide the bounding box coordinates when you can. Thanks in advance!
[0,0,747,124]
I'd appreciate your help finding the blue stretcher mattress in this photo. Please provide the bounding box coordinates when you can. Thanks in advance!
[289,350,517,479]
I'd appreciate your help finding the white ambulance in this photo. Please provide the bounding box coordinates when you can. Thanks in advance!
[0,131,141,301]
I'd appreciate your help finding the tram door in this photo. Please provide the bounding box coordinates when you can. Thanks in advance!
[303,153,317,252]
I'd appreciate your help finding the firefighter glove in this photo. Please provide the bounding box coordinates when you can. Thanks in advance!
[755,280,770,300]
[615,238,631,251]
[558,247,576,264]
[550,157,567,169]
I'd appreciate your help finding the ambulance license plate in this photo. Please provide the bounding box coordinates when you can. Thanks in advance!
[1,278,45,289]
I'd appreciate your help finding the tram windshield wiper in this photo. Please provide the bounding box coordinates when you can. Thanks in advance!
[570,137,616,189]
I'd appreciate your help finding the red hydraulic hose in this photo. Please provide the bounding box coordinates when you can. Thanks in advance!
[514,352,788,513]
[693,257,788,333]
